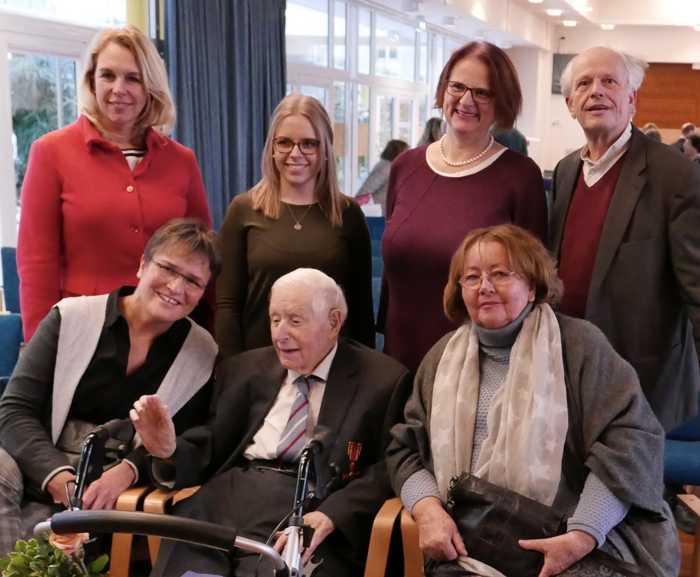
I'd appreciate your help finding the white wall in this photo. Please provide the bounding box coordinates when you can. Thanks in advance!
[556,24,700,64]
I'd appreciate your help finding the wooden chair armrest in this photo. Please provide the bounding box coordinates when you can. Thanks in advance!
[401,507,425,577]
[110,486,153,577]
[363,497,403,577]
[143,486,201,564]
[115,486,152,511]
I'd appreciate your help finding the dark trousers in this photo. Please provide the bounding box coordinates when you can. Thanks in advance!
[150,466,361,577]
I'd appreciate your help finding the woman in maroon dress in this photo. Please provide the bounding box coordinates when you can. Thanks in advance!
[378,41,546,372]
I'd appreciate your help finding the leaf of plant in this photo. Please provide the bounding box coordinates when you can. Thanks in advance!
[88,554,109,574]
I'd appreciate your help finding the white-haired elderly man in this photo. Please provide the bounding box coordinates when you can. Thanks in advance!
[132,268,410,577]
[549,46,700,433]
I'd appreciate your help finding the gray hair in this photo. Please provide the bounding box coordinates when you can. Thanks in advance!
[271,268,348,322]
[559,48,648,98]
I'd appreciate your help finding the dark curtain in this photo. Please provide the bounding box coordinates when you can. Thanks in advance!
[165,0,287,229]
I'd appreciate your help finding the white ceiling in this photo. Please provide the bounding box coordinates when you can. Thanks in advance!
[370,0,700,47]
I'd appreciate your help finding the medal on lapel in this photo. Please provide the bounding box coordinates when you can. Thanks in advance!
[343,441,362,480]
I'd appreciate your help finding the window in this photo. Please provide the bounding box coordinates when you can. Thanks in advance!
[332,81,347,190]
[0,0,126,26]
[357,84,370,185]
[357,7,370,75]
[10,51,78,211]
[286,0,329,67]
[374,14,415,82]
[333,0,346,70]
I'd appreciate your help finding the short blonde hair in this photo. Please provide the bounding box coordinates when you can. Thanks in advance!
[443,224,563,323]
[79,25,176,137]
[251,94,347,227]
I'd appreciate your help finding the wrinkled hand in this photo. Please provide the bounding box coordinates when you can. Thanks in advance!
[274,511,335,564]
[519,530,596,577]
[412,497,467,561]
[46,470,76,508]
[82,461,136,510]
[130,395,176,459]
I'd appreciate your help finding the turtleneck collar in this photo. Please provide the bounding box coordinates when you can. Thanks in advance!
[474,302,534,348]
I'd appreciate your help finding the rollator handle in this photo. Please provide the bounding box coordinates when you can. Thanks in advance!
[34,510,288,576]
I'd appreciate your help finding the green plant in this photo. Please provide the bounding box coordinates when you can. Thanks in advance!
[0,538,108,577]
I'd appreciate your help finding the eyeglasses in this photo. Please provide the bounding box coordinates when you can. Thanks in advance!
[273,137,320,155]
[151,259,207,292]
[459,269,518,289]
[446,81,494,104]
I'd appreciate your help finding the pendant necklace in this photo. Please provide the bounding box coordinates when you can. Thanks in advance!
[285,202,315,231]
[439,135,494,167]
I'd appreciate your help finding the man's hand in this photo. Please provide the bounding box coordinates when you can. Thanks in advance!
[519,530,596,577]
[130,395,176,459]
[411,496,467,561]
[273,511,335,564]
[46,470,76,508]
[82,461,136,510]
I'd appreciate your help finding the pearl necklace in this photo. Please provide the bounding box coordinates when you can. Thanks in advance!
[439,135,494,167]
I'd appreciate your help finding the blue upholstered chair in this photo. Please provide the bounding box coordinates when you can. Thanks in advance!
[1,247,19,314]
[0,313,22,396]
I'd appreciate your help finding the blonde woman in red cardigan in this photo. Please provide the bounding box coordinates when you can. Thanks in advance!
[18,25,211,340]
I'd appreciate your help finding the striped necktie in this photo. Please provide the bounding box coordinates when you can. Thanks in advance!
[277,375,312,463]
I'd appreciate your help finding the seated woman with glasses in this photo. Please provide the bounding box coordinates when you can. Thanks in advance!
[0,218,220,555]
[379,41,546,374]
[215,94,374,357]
[387,224,678,577]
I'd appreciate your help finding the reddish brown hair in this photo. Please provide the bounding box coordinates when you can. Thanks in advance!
[435,41,522,130]
[443,224,563,323]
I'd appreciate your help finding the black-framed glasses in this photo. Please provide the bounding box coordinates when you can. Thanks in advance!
[273,137,320,155]
[446,81,494,103]
[459,269,518,289]
[151,259,207,292]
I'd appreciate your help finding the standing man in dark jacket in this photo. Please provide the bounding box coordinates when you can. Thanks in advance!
[549,46,700,431]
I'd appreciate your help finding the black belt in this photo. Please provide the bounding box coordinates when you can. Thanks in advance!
[244,458,299,476]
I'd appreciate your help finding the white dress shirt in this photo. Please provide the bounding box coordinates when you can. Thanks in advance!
[580,123,632,187]
[243,343,338,460]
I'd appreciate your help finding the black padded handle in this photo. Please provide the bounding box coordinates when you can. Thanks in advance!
[50,510,237,552]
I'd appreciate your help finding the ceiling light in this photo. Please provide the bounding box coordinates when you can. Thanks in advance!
[527,0,544,3]
[601,23,615,30]
[546,9,563,17]
[562,20,577,27]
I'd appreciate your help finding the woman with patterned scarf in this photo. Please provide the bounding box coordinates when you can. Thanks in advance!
[387,224,678,577]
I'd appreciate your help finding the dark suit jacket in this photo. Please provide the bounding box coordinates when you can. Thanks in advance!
[165,338,411,551]
[549,126,700,431]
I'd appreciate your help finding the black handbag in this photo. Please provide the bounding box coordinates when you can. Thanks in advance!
[446,473,641,577]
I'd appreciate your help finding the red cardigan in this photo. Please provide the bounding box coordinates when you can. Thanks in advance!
[17,115,212,340]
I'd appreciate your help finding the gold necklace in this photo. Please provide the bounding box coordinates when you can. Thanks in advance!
[285,202,315,231]
[439,135,494,167]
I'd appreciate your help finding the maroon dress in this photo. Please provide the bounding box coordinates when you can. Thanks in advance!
[378,145,547,372]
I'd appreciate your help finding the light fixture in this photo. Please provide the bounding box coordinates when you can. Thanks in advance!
[562,20,577,27]
[527,0,544,3]
[601,23,615,30]
[546,8,563,17]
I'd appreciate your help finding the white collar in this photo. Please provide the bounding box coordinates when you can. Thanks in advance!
[579,124,632,187]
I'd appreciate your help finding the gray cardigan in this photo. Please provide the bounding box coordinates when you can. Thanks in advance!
[387,313,679,577]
